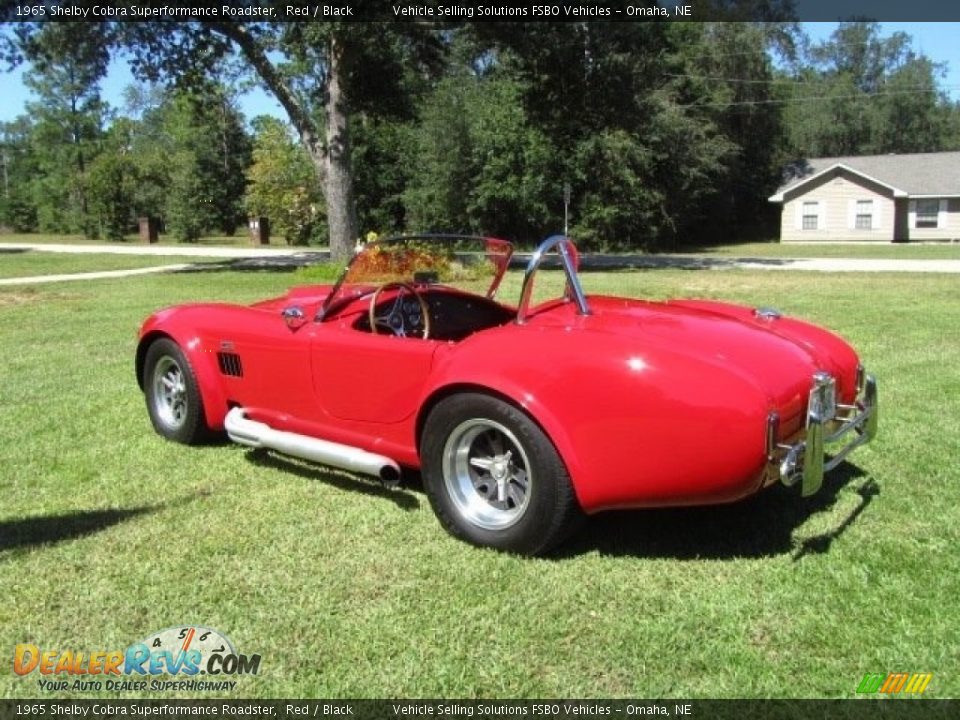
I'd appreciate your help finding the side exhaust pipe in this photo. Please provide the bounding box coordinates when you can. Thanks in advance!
[224,407,401,486]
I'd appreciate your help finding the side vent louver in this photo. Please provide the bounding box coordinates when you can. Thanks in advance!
[217,352,243,377]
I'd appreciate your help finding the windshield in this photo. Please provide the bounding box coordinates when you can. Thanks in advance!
[320,235,513,318]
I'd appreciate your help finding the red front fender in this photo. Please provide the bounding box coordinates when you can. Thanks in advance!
[136,310,230,431]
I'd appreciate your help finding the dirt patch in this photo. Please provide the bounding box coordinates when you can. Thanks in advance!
[0,288,79,307]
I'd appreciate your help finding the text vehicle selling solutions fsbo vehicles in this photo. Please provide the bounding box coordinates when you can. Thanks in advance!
[136,235,878,555]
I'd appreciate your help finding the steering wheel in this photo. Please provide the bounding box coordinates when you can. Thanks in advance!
[369,281,431,339]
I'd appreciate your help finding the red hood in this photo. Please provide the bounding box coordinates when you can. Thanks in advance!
[250,284,334,315]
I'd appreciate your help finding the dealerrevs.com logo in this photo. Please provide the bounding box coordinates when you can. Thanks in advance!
[14,626,261,693]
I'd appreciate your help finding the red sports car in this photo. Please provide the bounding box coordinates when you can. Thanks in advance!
[136,235,878,555]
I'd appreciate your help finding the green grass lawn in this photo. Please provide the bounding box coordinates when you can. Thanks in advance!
[0,262,957,699]
[0,250,217,279]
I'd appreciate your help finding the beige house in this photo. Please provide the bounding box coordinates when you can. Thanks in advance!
[769,151,960,242]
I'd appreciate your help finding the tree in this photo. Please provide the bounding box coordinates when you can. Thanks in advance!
[874,56,950,152]
[150,85,251,240]
[0,117,39,231]
[783,22,953,157]
[403,77,474,234]
[350,115,410,235]
[481,22,739,250]
[121,84,173,225]
[107,15,442,258]
[80,81,251,242]
[676,22,797,241]
[15,23,109,236]
[403,70,552,241]
[244,117,323,245]
[86,119,138,240]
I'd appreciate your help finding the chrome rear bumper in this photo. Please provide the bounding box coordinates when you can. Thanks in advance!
[767,368,878,496]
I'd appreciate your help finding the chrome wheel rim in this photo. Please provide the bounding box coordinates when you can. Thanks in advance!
[442,419,532,530]
[151,356,187,431]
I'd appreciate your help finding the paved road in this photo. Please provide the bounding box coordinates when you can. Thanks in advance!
[0,242,304,258]
[3,242,960,285]
[0,243,323,286]
[568,254,960,274]
[0,263,193,287]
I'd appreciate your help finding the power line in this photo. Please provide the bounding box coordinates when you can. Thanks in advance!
[666,73,954,89]
[666,73,801,84]
[680,32,921,62]
[665,73,959,104]
[676,87,955,108]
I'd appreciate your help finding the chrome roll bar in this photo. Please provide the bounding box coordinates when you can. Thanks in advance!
[516,235,591,324]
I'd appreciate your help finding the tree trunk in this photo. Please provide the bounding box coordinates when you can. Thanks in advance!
[209,23,358,259]
[323,36,359,261]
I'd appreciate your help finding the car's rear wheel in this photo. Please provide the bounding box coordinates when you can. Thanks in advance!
[420,393,583,555]
[143,338,209,444]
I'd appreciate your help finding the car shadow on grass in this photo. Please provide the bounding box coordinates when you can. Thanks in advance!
[244,449,421,512]
[0,505,157,556]
[553,463,878,561]
[173,253,330,273]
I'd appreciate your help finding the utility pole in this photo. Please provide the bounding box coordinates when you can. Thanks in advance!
[1,146,8,200]
[563,182,571,236]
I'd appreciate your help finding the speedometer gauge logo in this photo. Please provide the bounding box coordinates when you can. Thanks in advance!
[126,625,259,676]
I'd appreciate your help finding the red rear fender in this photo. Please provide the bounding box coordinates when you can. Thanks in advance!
[420,324,772,513]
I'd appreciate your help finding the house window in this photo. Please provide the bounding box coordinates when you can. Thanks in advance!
[855,200,873,230]
[916,199,939,228]
[802,201,819,230]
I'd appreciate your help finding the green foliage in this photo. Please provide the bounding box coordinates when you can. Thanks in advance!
[572,130,658,250]
[0,118,39,232]
[86,132,137,241]
[5,20,960,253]
[163,150,210,243]
[195,90,253,236]
[782,21,955,157]
[152,87,252,241]
[1,31,252,243]
[484,22,744,250]
[402,79,473,234]
[20,33,108,237]
[245,117,324,245]
[681,23,791,240]
[403,71,552,242]
[462,77,552,241]
[351,117,410,234]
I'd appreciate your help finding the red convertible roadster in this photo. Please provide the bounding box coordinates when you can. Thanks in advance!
[137,235,877,555]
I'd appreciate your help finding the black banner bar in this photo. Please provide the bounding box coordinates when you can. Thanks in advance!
[0,700,958,720]
[3,1,960,23]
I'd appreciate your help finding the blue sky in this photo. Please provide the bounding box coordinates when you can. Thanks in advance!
[1,22,958,125]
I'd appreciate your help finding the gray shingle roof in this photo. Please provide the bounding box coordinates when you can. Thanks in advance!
[772,151,960,199]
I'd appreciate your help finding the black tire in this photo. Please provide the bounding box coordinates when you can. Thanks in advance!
[143,338,210,445]
[420,393,583,555]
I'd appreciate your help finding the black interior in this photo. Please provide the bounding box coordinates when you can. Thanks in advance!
[355,288,515,341]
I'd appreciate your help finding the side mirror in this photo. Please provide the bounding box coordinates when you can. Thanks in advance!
[282,306,307,331]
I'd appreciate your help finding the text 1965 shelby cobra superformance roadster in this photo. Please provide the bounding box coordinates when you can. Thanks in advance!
[137,235,878,555]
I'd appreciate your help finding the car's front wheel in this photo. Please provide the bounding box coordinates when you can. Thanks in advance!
[420,393,582,555]
[143,338,209,445]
